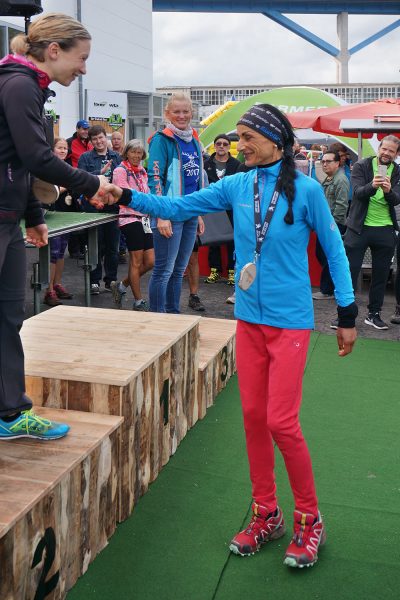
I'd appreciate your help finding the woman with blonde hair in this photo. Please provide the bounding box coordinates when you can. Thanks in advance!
[0,13,109,440]
[146,93,205,313]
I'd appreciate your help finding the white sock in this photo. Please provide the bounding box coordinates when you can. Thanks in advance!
[118,282,128,293]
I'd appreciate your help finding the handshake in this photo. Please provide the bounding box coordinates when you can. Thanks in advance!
[89,175,124,209]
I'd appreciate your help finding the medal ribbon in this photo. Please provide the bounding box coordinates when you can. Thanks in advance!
[253,169,282,260]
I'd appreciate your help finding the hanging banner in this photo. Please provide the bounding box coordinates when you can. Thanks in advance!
[44,94,60,138]
[86,90,127,138]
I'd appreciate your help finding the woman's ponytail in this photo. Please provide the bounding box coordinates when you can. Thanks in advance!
[279,144,296,225]
[10,34,29,55]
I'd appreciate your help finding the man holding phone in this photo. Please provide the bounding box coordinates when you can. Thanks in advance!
[343,135,400,329]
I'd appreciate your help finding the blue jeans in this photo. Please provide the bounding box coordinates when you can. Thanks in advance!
[90,221,120,285]
[149,217,198,313]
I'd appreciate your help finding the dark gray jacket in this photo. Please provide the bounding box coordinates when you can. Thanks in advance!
[0,61,99,227]
[347,156,400,234]
[204,153,241,184]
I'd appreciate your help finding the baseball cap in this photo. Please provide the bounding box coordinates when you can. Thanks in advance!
[76,119,90,129]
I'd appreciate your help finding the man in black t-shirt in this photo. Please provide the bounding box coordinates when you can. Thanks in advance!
[203,134,241,298]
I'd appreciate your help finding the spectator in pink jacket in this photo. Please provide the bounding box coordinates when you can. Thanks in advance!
[111,139,154,310]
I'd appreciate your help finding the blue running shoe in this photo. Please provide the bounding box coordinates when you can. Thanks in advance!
[0,409,70,440]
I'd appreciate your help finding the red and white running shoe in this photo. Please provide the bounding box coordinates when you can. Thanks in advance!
[229,502,286,556]
[284,510,326,568]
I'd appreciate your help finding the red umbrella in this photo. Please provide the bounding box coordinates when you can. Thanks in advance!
[287,99,400,139]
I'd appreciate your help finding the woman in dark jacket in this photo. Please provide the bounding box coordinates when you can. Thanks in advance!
[0,13,108,441]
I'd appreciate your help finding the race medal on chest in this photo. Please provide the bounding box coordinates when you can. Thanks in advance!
[142,216,152,233]
[238,262,257,291]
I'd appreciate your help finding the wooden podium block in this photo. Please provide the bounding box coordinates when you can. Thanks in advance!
[197,318,237,419]
[0,407,122,600]
[22,306,200,521]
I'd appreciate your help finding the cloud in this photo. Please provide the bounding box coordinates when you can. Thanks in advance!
[153,12,400,87]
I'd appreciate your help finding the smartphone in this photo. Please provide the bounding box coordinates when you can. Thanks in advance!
[378,164,387,178]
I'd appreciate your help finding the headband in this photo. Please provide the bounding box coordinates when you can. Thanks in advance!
[237,104,291,149]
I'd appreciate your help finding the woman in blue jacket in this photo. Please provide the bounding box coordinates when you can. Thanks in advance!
[111,104,357,569]
[147,93,205,313]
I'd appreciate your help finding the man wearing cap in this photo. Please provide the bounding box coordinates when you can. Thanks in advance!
[204,134,241,299]
[66,120,94,258]
[67,119,93,168]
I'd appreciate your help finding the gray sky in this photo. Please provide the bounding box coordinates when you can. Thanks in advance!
[153,12,400,87]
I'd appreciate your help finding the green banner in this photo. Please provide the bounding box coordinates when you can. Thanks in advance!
[199,87,374,157]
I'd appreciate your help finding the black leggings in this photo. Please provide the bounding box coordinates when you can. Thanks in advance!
[394,237,400,305]
[0,224,32,416]
[344,225,397,313]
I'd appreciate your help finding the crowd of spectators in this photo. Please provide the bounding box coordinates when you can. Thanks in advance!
[45,94,400,330]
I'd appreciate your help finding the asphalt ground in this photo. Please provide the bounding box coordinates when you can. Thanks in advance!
[24,247,400,342]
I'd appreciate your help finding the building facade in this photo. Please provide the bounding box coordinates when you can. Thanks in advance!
[0,0,159,140]
[156,83,400,118]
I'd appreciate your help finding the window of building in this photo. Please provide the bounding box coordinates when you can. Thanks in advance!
[0,26,6,58]
[7,26,22,52]
[153,96,163,118]
[0,24,23,58]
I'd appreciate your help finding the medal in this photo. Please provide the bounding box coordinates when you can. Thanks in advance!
[32,178,59,205]
[238,262,257,290]
[237,170,282,293]
[142,216,152,233]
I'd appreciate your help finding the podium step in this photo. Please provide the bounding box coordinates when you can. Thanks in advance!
[22,306,201,521]
[198,317,237,419]
[0,407,122,600]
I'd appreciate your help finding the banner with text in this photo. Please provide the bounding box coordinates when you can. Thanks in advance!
[86,90,127,138]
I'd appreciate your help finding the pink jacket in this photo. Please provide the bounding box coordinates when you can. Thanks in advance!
[112,162,149,226]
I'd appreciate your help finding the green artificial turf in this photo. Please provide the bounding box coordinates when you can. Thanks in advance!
[68,333,400,600]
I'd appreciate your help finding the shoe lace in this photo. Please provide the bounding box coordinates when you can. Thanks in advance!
[10,409,51,434]
[293,514,312,547]
[245,513,264,534]
[245,509,274,535]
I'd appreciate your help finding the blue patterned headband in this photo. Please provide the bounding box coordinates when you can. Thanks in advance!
[237,104,291,149]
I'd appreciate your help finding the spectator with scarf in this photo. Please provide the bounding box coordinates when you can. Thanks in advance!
[111,139,154,311]
[146,93,205,313]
